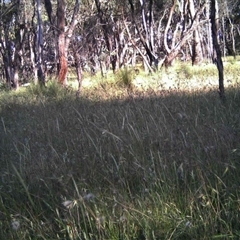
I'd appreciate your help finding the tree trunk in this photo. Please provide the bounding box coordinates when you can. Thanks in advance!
[0,38,13,88]
[57,0,68,86]
[189,0,203,65]
[163,1,206,67]
[65,0,80,52]
[163,0,176,55]
[12,31,20,90]
[163,27,199,67]
[210,0,225,100]
[36,0,46,85]
[206,1,213,61]
[192,30,203,65]
[29,28,38,84]
[74,51,82,96]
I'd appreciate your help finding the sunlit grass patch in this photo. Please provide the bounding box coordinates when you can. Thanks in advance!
[66,59,240,96]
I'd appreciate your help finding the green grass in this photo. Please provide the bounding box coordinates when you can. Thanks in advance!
[0,62,240,239]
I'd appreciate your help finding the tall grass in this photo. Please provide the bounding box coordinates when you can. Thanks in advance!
[0,62,240,239]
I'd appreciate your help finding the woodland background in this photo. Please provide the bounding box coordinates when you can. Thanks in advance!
[0,0,239,90]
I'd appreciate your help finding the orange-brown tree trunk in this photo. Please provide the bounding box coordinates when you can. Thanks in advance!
[57,0,68,85]
[58,54,68,85]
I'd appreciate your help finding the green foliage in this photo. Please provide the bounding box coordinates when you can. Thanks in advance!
[115,67,135,90]
[177,63,195,80]
[0,82,10,92]
[1,62,240,239]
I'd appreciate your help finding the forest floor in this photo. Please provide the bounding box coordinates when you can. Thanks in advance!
[0,59,240,239]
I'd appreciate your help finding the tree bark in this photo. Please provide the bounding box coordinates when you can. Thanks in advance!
[57,0,80,86]
[163,0,176,55]
[12,24,23,90]
[163,23,203,67]
[210,0,225,100]
[74,51,82,96]
[57,0,68,85]
[0,38,13,88]
[36,0,45,85]
[163,1,206,67]
[189,0,203,65]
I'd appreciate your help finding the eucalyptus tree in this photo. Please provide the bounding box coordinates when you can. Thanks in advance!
[128,0,159,72]
[59,0,80,85]
[43,0,80,85]
[161,0,208,67]
[57,0,67,85]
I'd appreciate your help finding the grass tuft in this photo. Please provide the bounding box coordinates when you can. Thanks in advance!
[115,67,135,90]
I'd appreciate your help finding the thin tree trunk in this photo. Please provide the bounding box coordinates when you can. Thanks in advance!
[163,0,176,55]
[229,18,236,58]
[210,0,225,100]
[36,0,45,85]
[12,27,21,90]
[74,51,82,96]
[222,16,226,58]
[57,0,68,85]
[206,1,213,61]
[29,29,38,84]
[189,0,203,65]
[0,37,13,88]
[65,0,80,52]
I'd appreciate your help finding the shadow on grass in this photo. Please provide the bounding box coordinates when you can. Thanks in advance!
[0,86,240,239]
